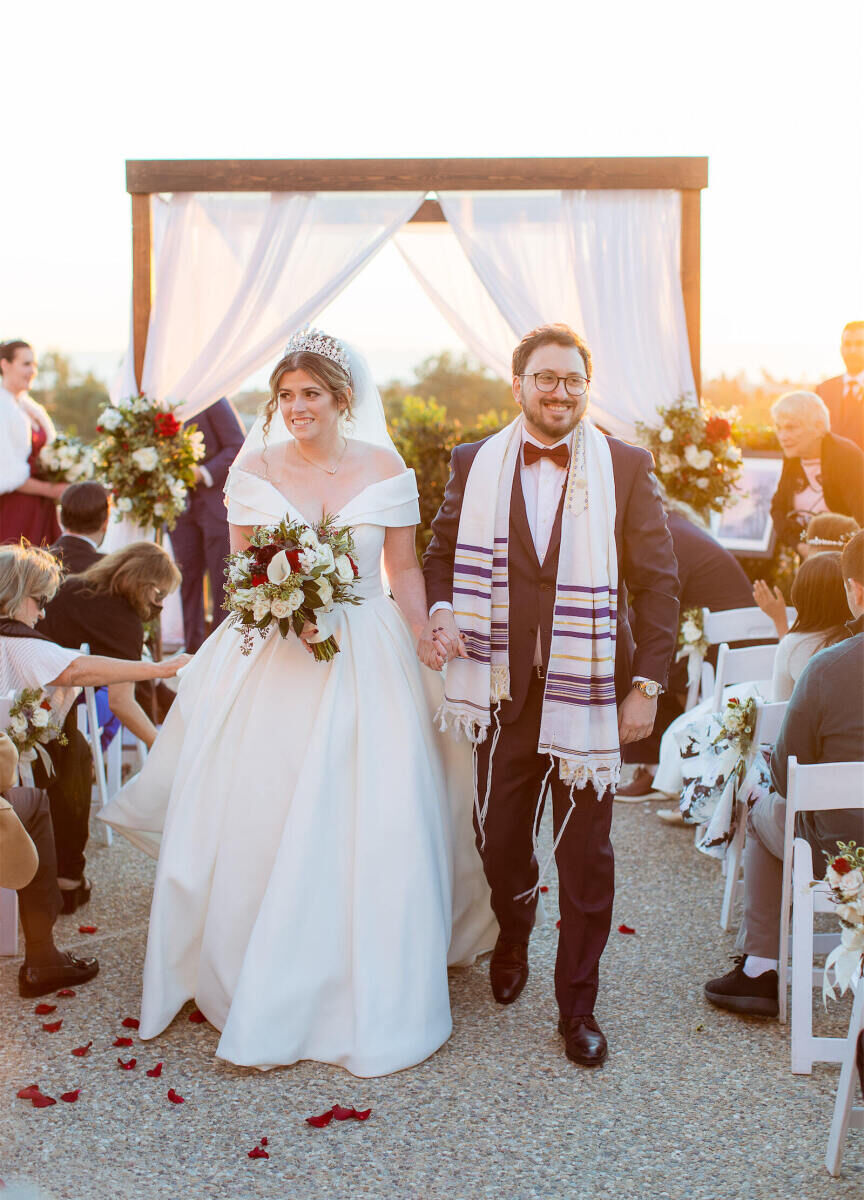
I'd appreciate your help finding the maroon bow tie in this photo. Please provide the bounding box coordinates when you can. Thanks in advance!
[523,441,570,469]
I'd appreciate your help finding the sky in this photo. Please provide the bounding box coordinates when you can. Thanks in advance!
[3,0,862,389]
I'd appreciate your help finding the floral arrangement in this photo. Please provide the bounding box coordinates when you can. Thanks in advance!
[36,433,95,485]
[675,606,709,695]
[224,514,362,661]
[635,396,743,519]
[92,396,205,532]
[713,695,757,754]
[823,842,864,1001]
[5,687,67,772]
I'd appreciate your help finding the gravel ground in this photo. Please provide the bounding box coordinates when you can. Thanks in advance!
[0,799,860,1200]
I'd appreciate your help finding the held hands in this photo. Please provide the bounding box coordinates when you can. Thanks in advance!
[417,610,467,672]
[752,579,789,638]
[617,688,657,745]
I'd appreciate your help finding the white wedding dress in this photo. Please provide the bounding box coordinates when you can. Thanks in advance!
[100,464,496,1077]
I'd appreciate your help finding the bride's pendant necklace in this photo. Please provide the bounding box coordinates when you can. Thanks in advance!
[295,436,348,476]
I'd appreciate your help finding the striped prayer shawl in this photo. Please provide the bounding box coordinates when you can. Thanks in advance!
[438,415,621,798]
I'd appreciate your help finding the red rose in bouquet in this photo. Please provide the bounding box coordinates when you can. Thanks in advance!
[705,416,731,442]
[154,412,182,438]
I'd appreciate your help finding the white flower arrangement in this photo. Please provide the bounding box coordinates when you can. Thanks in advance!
[37,433,95,484]
[5,687,67,771]
[823,842,864,1002]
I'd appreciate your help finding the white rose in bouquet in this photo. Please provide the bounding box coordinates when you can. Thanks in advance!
[31,707,50,729]
[299,548,318,572]
[266,550,293,584]
[836,901,864,926]
[188,430,206,459]
[228,559,247,584]
[300,529,320,549]
[269,598,294,619]
[681,618,703,645]
[116,497,133,512]
[287,588,305,613]
[659,452,681,474]
[836,867,864,899]
[131,446,160,472]
[153,503,166,517]
[311,575,334,607]
[10,713,28,737]
[233,587,258,609]
[314,543,335,573]
[333,554,355,584]
[659,426,675,443]
[696,478,709,488]
[684,444,714,471]
[725,445,742,463]
[252,594,272,622]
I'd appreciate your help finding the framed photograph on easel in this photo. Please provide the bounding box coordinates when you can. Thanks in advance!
[709,452,783,557]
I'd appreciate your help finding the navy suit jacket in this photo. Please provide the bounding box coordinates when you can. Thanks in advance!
[423,432,680,723]
[816,375,864,451]
[178,398,246,526]
[666,511,754,613]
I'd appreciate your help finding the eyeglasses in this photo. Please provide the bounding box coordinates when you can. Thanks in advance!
[32,594,49,609]
[518,371,589,397]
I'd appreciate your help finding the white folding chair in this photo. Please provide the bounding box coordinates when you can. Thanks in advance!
[719,700,788,931]
[825,984,864,1176]
[695,606,795,707]
[710,642,779,714]
[777,758,864,1070]
[75,644,113,846]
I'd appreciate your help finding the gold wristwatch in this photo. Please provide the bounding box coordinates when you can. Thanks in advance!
[632,679,663,698]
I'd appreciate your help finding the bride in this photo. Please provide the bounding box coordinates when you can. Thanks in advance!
[100,330,495,1077]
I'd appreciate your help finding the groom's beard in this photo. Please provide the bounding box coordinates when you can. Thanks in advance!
[520,393,587,442]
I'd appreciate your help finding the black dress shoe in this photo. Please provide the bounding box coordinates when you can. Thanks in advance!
[704,955,778,1017]
[60,880,92,915]
[19,954,99,999]
[489,937,529,1004]
[558,1014,608,1066]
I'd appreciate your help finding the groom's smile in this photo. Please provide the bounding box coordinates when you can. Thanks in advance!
[513,343,590,444]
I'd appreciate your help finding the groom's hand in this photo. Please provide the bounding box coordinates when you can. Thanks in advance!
[417,611,466,671]
[617,689,657,744]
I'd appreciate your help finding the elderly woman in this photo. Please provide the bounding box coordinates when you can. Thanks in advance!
[41,542,182,748]
[769,390,864,551]
[0,544,189,914]
[0,340,66,546]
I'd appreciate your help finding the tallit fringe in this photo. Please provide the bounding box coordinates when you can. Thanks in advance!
[490,665,510,704]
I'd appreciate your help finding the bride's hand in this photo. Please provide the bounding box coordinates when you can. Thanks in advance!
[298,620,319,655]
[159,653,193,677]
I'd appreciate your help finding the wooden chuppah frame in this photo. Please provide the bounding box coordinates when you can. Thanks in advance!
[126,157,708,396]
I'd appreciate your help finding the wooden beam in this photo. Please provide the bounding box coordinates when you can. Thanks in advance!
[131,194,152,394]
[680,189,702,396]
[127,157,708,195]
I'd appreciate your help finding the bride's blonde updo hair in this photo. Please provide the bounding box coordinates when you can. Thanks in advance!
[262,351,354,441]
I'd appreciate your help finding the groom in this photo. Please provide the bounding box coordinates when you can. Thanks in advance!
[419,323,679,1067]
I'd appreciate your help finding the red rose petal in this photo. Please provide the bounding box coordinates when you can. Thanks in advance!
[117,1057,137,1070]
[305,1108,334,1128]
[78,926,97,934]
[121,1017,140,1029]
[71,1042,92,1057]
[353,1108,372,1121]
[248,1146,269,1159]
[17,1085,43,1100]
[113,1037,134,1047]
[60,1089,81,1103]
[167,1088,185,1104]
[31,1094,57,1108]
[332,1105,355,1121]
[539,885,549,893]
[34,1003,57,1015]
[188,1009,206,1024]
[259,1137,268,1146]
[56,989,76,997]
[146,1062,163,1078]
[42,1020,63,1033]
[555,918,561,929]
[617,924,636,935]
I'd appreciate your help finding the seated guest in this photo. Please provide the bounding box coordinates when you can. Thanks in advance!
[49,481,111,573]
[704,530,864,1016]
[41,542,182,750]
[652,551,851,810]
[754,512,860,638]
[816,321,864,451]
[0,731,100,996]
[171,397,245,651]
[0,544,189,912]
[769,390,864,552]
[617,498,755,798]
[0,339,66,546]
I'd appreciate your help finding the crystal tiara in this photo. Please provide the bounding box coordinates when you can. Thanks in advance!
[283,327,350,374]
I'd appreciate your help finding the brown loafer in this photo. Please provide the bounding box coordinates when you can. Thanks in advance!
[615,767,657,800]
[489,937,529,1004]
[558,1014,608,1067]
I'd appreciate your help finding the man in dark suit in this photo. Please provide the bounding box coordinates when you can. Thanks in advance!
[49,482,111,573]
[171,397,245,652]
[617,506,756,796]
[420,324,679,1068]
[816,321,864,451]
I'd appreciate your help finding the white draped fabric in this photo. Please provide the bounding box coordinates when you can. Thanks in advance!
[430,191,696,437]
[115,191,425,421]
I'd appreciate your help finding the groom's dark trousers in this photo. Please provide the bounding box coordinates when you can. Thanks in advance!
[424,432,679,1017]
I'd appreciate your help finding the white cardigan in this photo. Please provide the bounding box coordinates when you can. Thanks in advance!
[0,387,55,495]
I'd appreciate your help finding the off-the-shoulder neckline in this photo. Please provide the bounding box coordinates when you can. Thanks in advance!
[232,465,416,526]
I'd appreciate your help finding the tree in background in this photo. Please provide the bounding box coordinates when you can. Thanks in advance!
[30,351,109,440]
[381,351,513,427]
[703,370,816,450]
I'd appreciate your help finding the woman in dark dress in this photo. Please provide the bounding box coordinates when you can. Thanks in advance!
[0,340,65,545]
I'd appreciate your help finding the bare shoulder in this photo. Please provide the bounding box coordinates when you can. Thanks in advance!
[349,439,406,480]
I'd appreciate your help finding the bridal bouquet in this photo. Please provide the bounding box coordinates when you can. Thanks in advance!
[223,514,361,661]
[37,433,95,485]
[5,687,67,772]
[822,842,864,1002]
[93,396,205,532]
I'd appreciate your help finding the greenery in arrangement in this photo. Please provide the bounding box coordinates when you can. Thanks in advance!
[635,396,743,520]
[93,396,205,533]
[5,687,67,769]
